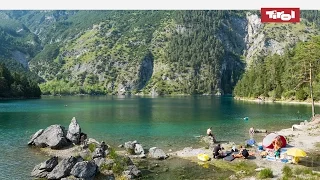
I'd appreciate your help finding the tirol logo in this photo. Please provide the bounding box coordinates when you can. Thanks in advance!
[261,8,300,23]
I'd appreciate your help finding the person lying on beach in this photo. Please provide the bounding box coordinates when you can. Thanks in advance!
[213,144,225,159]
[232,146,255,159]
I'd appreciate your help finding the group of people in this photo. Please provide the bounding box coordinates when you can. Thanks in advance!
[207,126,255,159]
[212,144,254,159]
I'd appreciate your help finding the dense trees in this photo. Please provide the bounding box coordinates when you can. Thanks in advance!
[0,63,41,98]
[234,36,320,108]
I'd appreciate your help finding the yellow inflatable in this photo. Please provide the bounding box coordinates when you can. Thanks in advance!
[197,153,210,161]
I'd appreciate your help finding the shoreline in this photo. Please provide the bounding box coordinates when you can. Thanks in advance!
[235,97,320,106]
[28,116,320,180]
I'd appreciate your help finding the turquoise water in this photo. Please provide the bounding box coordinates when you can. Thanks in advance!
[0,96,317,179]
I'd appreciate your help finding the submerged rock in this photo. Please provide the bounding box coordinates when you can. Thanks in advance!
[70,161,97,179]
[31,156,58,178]
[47,156,78,179]
[67,117,81,145]
[148,147,168,160]
[32,125,70,149]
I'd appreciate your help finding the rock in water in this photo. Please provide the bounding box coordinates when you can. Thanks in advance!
[33,125,69,149]
[70,161,97,179]
[28,129,44,145]
[148,147,168,159]
[47,156,77,179]
[31,156,58,178]
[67,117,81,145]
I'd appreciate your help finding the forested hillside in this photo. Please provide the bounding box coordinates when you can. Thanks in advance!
[0,10,320,98]
[234,10,320,101]
[234,36,320,101]
[0,63,41,98]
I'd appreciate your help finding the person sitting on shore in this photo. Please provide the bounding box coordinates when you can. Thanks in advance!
[232,146,255,159]
[213,144,225,159]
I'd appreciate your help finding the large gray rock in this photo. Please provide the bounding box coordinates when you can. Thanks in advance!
[31,156,58,178]
[67,117,81,144]
[134,143,145,155]
[28,129,44,145]
[70,161,97,179]
[122,165,141,179]
[33,125,70,149]
[148,147,168,160]
[47,156,78,179]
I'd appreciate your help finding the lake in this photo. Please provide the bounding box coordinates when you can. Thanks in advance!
[0,96,317,179]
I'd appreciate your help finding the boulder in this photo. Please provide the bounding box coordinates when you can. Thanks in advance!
[28,129,44,145]
[70,161,97,179]
[67,117,81,144]
[148,147,168,160]
[134,143,145,155]
[122,165,141,179]
[124,141,137,154]
[33,125,70,149]
[31,156,58,178]
[47,156,78,179]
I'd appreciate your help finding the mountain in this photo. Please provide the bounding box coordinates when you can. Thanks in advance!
[0,10,320,97]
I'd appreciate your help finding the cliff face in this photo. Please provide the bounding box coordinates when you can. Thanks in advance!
[0,10,319,95]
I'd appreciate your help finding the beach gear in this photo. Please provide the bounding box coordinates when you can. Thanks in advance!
[262,133,287,148]
[286,148,307,157]
[197,153,210,161]
[223,155,235,161]
[246,139,256,146]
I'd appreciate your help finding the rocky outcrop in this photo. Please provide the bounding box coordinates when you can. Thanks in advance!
[148,147,168,160]
[31,156,58,178]
[70,161,97,180]
[47,156,78,179]
[31,125,70,149]
[66,117,81,144]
